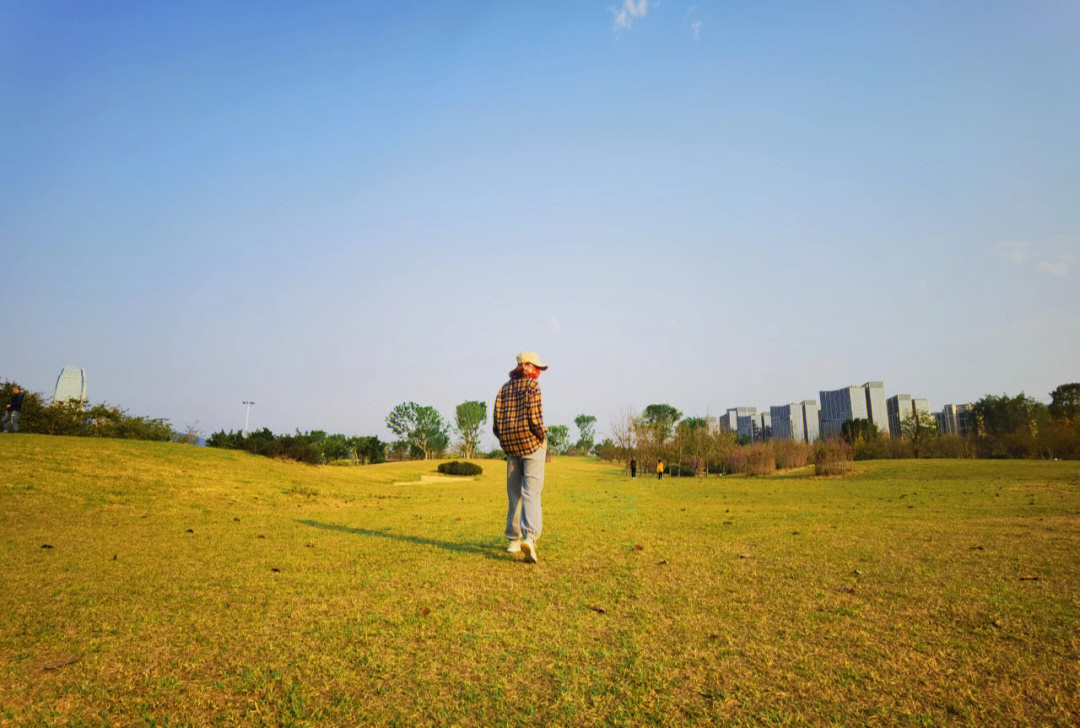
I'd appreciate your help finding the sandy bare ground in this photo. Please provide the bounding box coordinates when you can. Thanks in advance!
[393,474,474,485]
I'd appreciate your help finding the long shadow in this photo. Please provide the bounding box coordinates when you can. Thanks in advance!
[296,519,506,561]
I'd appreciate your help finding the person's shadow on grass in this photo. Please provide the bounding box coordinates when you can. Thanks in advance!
[296,520,506,561]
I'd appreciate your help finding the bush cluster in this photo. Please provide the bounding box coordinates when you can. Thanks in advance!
[814,438,854,476]
[723,444,776,475]
[1,382,175,441]
[437,461,483,476]
[772,439,811,469]
[205,428,386,466]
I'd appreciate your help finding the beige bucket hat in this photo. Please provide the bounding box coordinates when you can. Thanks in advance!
[516,351,548,370]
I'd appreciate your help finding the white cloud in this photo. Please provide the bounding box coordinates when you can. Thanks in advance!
[613,0,649,30]
[692,19,702,40]
[996,240,1029,264]
[549,317,562,333]
[1038,256,1076,277]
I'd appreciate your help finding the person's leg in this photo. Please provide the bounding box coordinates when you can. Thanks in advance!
[10,412,17,433]
[519,446,546,541]
[504,455,524,541]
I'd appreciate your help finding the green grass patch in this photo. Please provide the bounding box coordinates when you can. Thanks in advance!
[1,435,1079,725]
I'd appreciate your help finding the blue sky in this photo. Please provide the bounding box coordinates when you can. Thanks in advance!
[3,1,1078,444]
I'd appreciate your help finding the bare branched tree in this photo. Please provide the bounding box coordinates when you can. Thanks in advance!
[610,407,639,474]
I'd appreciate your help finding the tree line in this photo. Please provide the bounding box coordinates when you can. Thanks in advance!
[594,384,1080,477]
[204,428,388,465]
[8,378,1075,467]
[0,381,177,441]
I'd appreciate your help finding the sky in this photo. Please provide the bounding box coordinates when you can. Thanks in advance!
[2,1,1078,446]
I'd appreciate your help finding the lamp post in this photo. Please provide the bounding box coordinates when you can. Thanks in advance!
[242,401,255,436]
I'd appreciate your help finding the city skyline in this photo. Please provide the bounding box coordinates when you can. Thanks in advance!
[3,2,1078,442]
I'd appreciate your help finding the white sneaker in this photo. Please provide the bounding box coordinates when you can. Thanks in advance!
[506,540,521,553]
[521,539,537,563]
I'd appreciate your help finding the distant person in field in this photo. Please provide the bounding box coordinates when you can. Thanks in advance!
[2,386,23,433]
[630,457,637,478]
[656,459,664,480]
[493,351,548,564]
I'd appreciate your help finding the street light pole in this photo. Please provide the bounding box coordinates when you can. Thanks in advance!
[242,401,255,435]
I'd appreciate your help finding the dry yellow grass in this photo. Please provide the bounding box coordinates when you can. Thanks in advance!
[1,434,1078,726]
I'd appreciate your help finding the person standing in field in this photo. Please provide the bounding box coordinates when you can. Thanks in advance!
[629,457,637,478]
[2,386,23,433]
[493,351,548,564]
[656,459,664,480]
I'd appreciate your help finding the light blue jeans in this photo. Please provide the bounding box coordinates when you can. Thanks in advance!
[0,411,18,433]
[505,446,546,542]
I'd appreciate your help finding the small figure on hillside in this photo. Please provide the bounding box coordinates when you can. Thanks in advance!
[629,457,637,478]
[2,386,23,433]
[493,351,548,564]
[656,459,664,480]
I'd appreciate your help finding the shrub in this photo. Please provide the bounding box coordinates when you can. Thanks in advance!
[437,461,482,476]
[853,436,885,461]
[814,438,853,476]
[485,449,506,459]
[175,425,201,445]
[931,435,976,459]
[1036,420,1080,460]
[725,444,776,475]
[266,435,321,465]
[684,456,708,476]
[773,439,811,469]
[666,463,694,477]
[744,444,776,475]
[881,437,915,459]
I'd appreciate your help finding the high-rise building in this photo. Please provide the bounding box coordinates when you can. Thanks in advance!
[818,386,869,439]
[887,394,913,437]
[718,410,738,432]
[770,404,802,441]
[725,407,757,440]
[754,411,772,442]
[53,367,87,403]
[864,381,888,434]
[887,395,933,437]
[770,401,818,442]
[802,400,820,443]
[938,403,975,436]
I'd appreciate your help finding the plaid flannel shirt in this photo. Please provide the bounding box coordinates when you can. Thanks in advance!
[493,374,546,457]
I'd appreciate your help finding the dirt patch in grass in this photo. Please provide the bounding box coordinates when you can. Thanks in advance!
[393,474,475,485]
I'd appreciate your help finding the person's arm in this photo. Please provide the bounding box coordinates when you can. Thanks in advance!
[492,390,502,441]
[527,382,546,443]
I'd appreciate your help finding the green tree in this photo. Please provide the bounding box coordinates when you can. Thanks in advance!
[973,393,1048,436]
[595,438,617,461]
[317,433,353,462]
[350,436,386,464]
[386,402,450,460]
[642,404,683,445]
[546,425,570,454]
[574,414,597,453]
[840,418,877,445]
[899,410,938,458]
[454,400,487,459]
[680,417,709,431]
[1049,383,1080,422]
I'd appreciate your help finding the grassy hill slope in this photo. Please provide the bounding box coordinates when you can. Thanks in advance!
[2,435,1078,726]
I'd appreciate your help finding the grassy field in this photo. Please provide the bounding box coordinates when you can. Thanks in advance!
[1,435,1078,727]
